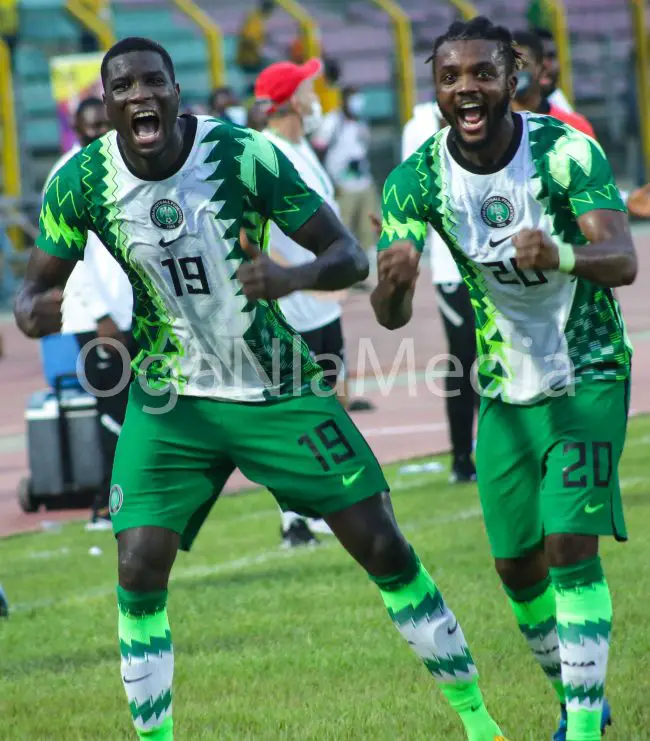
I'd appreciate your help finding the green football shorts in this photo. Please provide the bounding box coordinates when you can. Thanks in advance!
[110,383,388,550]
[476,379,629,560]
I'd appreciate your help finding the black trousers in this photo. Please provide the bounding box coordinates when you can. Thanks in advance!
[435,282,478,461]
[300,317,345,389]
[76,332,135,513]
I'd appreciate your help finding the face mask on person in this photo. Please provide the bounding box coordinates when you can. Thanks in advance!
[225,105,247,126]
[302,98,323,134]
[515,71,533,99]
[347,93,365,117]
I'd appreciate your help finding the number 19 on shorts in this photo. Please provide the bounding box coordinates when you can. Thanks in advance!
[298,420,356,472]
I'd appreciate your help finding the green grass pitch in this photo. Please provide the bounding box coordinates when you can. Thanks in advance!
[2,416,650,740]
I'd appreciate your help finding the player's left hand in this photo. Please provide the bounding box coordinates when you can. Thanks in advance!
[513,228,560,271]
[236,228,297,300]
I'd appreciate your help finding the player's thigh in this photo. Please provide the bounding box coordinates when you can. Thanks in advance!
[110,384,234,550]
[227,392,388,518]
[541,380,629,541]
[476,397,545,559]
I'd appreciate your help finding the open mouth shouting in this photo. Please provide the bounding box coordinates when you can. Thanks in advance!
[457,100,487,138]
[131,109,162,148]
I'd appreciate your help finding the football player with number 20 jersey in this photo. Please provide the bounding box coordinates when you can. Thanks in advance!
[374,18,636,741]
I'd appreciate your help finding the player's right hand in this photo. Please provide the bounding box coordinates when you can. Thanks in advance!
[25,288,64,338]
[377,241,420,289]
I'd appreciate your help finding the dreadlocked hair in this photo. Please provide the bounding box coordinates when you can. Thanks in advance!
[426,16,523,74]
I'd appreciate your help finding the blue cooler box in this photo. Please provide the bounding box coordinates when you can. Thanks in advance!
[24,387,105,501]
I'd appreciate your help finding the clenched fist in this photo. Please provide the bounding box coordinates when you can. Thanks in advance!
[513,229,560,271]
[236,228,297,301]
[377,241,420,289]
[24,288,64,338]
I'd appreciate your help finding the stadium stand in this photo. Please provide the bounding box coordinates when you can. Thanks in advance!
[2,0,647,226]
[14,0,212,195]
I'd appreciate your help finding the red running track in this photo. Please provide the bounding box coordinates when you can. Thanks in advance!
[1,242,649,537]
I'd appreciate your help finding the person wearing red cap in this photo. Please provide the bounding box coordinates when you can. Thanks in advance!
[255,57,325,134]
[256,59,373,548]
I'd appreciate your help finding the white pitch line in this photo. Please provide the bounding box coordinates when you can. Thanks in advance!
[10,505,483,614]
[360,422,447,437]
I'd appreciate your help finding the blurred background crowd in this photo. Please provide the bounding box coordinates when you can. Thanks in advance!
[0,0,648,323]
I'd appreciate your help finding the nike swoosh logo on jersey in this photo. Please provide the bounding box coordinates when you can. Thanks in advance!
[488,233,514,248]
[342,467,365,487]
[584,503,605,514]
[123,672,152,684]
[447,619,459,635]
[159,236,182,248]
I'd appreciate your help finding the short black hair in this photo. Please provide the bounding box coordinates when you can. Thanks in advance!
[533,27,555,42]
[101,37,175,85]
[427,16,522,75]
[512,30,544,65]
[75,96,104,120]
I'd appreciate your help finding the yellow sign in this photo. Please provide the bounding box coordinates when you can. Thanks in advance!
[50,52,104,151]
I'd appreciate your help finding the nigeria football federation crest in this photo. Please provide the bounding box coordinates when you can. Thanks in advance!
[151,199,184,230]
[481,196,514,228]
[109,484,123,515]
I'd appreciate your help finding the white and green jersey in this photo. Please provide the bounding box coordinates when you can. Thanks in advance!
[37,115,325,401]
[379,112,631,405]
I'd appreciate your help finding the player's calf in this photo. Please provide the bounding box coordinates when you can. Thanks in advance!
[546,536,611,741]
[327,495,505,741]
[496,551,565,703]
[117,528,180,740]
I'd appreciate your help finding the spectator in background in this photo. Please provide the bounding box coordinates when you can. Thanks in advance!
[533,27,574,113]
[317,57,343,115]
[626,49,646,187]
[401,100,478,483]
[254,57,341,547]
[208,86,246,126]
[512,31,596,139]
[246,99,267,131]
[512,30,596,138]
[290,39,342,116]
[289,36,306,64]
[237,0,275,74]
[43,97,134,531]
[312,86,377,289]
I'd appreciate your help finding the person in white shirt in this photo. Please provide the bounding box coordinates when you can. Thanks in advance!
[312,87,378,285]
[254,58,351,547]
[534,27,573,113]
[43,97,134,529]
[402,100,478,483]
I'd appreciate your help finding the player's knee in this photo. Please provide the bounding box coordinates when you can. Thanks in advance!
[494,558,521,589]
[360,526,411,578]
[545,533,598,568]
[495,550,547,591]
[117,531,176,592]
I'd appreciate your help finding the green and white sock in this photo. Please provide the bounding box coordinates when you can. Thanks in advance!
[372,548,503,741]
[505,576,564,702]
[118,587,174,740]
[550,557,612,741]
